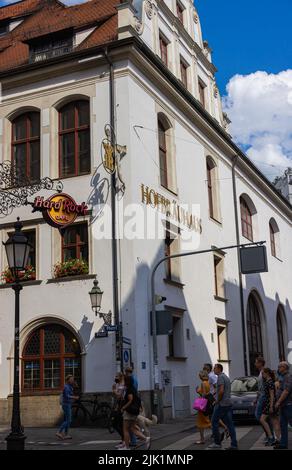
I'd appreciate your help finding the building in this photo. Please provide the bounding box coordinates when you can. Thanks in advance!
[0,0,291,426]
[274,168,292,205]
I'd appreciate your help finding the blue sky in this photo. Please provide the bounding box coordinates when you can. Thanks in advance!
[196,0,292,94]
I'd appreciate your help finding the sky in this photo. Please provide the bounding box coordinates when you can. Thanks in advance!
[1,0,292,179]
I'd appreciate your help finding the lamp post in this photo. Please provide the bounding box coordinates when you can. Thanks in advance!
[3,218,31,451]
[89,279,112,326]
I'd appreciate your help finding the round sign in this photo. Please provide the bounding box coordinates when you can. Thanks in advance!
[123,350,129,363]
[44,193,78,228]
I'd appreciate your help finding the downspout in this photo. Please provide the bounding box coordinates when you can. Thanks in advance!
[232,155,248,376]
[104,48,122,371]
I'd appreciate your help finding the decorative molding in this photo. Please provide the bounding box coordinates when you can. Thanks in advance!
[193,12,199,24]
[145,0,154,19]
[132,16,144,35]
[213,84,219,98]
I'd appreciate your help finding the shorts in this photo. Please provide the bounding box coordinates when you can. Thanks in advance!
[123,411,138,421]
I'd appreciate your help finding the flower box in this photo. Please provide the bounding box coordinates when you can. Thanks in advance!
[53,259,89,279]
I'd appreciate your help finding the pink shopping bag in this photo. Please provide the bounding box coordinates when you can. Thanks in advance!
[192,397,208,412]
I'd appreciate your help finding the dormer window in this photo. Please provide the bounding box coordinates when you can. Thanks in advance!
[29,32,73,63]
[0,21,9,36]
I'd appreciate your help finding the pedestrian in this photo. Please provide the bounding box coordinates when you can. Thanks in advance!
[259,368,281,446]
[56,375,79,440]
[274,362,292,449]
[195,370,212,445]
[203,363,217,396]
[203,362,229,439]
[111,372,126,449]
[208,364,238,450]
[125,365,138,446]
[120,375,150,450]
[254,356,274,444]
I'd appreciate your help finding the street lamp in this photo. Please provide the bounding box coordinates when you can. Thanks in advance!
[3,218,31,451]
[89,279,103,315]
[89,279,112,326]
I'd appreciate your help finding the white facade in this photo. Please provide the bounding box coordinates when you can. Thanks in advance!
[0,0,291,424]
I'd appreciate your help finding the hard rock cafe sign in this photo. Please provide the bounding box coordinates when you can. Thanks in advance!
[33,193,88,229]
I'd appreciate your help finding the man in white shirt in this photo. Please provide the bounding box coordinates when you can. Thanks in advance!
[204,363,217,395]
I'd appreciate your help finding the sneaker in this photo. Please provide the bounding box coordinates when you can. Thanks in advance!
[145,437,151,450]
[225,446,238,450]
[207,443,222,449]
[265,437,276,447]
[56,432,64,440]
[115,443,126,449]
[63,435,72,440]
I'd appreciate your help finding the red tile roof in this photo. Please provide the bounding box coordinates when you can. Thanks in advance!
[0,0,120,73]
[0,0,45,21]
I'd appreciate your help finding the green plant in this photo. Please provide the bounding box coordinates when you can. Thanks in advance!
[1,265,36,284]
[54,259,89,278]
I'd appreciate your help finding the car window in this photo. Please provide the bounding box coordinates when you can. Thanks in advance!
[231,377,258,392]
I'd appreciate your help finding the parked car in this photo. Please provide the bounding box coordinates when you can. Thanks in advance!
[231,376,258,422]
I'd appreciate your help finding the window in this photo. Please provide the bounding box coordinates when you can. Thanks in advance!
[217,321,229,361]
[180,59,188,88]
[277,308,286,362]
[213,255,225,298]
[240,197,253,241]
[270,222,276,257]
[22,324,81,392]
[168,311,184,358]
[30,33,73,63]
[62,223,88,263]
[0,21,9,36]
[207,159,214,218]
[198,79,206,108]
[176,2,184,24]
[59,100,90,178]
[247,294,263,375]
[269,218,279,258]
[158,118,168,188]
[159,34,168,66]
[206,157,220,221]
[11,112,40,182]
[24,229,36,270]
[165,232,180,282]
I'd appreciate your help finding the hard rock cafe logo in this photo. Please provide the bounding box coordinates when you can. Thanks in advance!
[33,193,88,228]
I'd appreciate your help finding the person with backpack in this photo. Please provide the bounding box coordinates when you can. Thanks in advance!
[56,375,79,440]
[120,375,150,450]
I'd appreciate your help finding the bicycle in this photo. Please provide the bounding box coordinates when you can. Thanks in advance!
[71,394,113,431]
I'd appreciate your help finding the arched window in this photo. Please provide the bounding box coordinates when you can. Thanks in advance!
[247,294,263,375]
[207,158,215,218]
[158,116,168,188]
[206,157,220,221]
[240,196,253,241]
[277,308,286,362]
[59,100,90,178]
[22,324,81,392]
[269,218,280,258]
[11,111,40,182]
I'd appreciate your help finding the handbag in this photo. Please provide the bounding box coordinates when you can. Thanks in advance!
[193,397,208,412]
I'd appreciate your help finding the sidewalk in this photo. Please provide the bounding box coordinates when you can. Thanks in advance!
[0,416,196,449]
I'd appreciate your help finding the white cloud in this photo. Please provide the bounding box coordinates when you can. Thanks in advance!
[223,70,292,180]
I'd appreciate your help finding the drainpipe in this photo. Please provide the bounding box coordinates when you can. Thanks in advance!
[232,155,248,376]
[104,48,122,372]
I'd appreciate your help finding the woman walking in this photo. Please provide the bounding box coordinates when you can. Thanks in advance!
[195,370,212,444]
[112,372,126,449]
[56,375,79,440]
[260,368,281,446]
[120,376,150,450]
